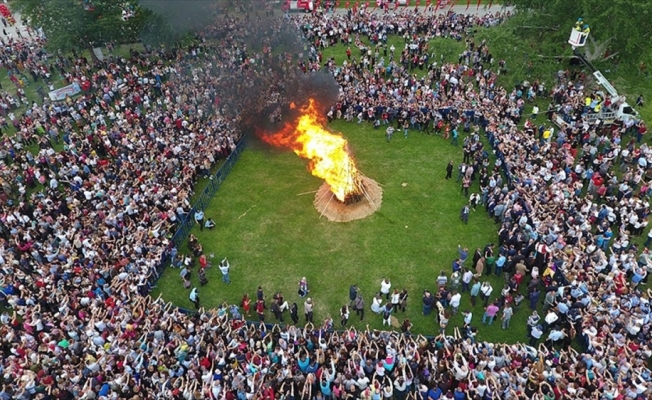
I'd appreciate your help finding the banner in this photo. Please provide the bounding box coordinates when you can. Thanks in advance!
[49,83,82,101]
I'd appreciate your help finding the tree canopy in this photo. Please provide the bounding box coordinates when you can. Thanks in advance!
[510,0,652,66]
[12,0,156,51]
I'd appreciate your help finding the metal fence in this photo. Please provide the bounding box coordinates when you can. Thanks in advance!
[151,136,248,282]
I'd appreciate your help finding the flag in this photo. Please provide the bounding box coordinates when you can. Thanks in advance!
[466,0,471,11]
[477,0,482,9]
[449,0,457,10]
[488,0,493,7]
[345,1,349,8]
[434,0,440,13]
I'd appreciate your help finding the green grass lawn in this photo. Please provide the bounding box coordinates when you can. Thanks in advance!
[153,120,538,344]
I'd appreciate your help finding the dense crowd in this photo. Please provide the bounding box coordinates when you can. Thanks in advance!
[0,4,650,400]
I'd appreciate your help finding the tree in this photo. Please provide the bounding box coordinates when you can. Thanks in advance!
[12,0,152,53]
[510,0,652,66]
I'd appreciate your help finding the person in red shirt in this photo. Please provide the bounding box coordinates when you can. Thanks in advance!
[636,121,647,143]
[256,299,265,321]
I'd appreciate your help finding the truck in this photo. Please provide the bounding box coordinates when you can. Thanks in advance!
[558,24,640,126]
[569,51,639,126]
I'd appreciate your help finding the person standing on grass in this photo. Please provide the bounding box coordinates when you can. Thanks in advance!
[422,290,434,316]
[382,304,393,326]
[501,304,513,329]
[390,289,400,312]
[305,298,314,323]
[241,294,251,317]
[460,203,470,224]
[340,305,350,327]
[480,281,493,307]
[445,161,453,180]
[458,245,469,266]
[450,125,458,146]
[527,310,541,334]
[463,310,473,328]
[462,268,473,292]
[461,176,470,197]
[531,105,539,120]
[530,323,543,346]
[449,291,461,315]
[354,293,365,321]
[529,287,541,310]
[290,302,299,324]
[482,302,499,325]
[257,286,265,308]
[194,209,205,231]
[457,162,467,182]
[398,289,408,312]
[380,278,391,300]
[450,271,461,291]
[494,253,506,277]
[189,287,200,309]
[198,268,208,286]
[271,300,283,322]
[386,125,395,142]
[470,279,481,306]
[218,258,230,284]
[349,285,358,306]
[298,277,309,297]
[256,299,265,321]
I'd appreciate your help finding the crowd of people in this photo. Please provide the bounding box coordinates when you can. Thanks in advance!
[0,2,650,399]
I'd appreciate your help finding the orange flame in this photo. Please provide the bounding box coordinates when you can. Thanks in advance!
[261,98,359,202]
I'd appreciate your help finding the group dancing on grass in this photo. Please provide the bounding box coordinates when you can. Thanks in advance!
[1,2,652,398]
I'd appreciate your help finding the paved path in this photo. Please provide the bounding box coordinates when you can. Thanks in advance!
[0,11,33,42]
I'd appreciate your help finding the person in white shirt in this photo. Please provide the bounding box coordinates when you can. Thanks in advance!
[462,269,474,292]
[380,278,391,300]
[480,282,493,307]
[449,291,462,315]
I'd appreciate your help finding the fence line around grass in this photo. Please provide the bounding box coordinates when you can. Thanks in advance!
[150,134,248,285]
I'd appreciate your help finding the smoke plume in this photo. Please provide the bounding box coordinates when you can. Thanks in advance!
[139,0,340,135]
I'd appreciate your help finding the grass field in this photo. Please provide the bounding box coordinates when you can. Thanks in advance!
[152,119,543,344]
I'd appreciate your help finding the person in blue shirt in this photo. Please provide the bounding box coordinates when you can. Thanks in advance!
[427,385,443,400]
[495,254,506,277]
[319,359,336,399]
[194,210,205,231]
[457,245,469,265]
[450,127,458,146]
[297,351,310,372]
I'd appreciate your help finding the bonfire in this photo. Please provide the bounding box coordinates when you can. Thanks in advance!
[261,99,382,222]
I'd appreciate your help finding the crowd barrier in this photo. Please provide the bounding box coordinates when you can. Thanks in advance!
[151,135,249,282]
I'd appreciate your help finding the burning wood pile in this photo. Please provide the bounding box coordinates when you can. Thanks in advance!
[260,99,382,222]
